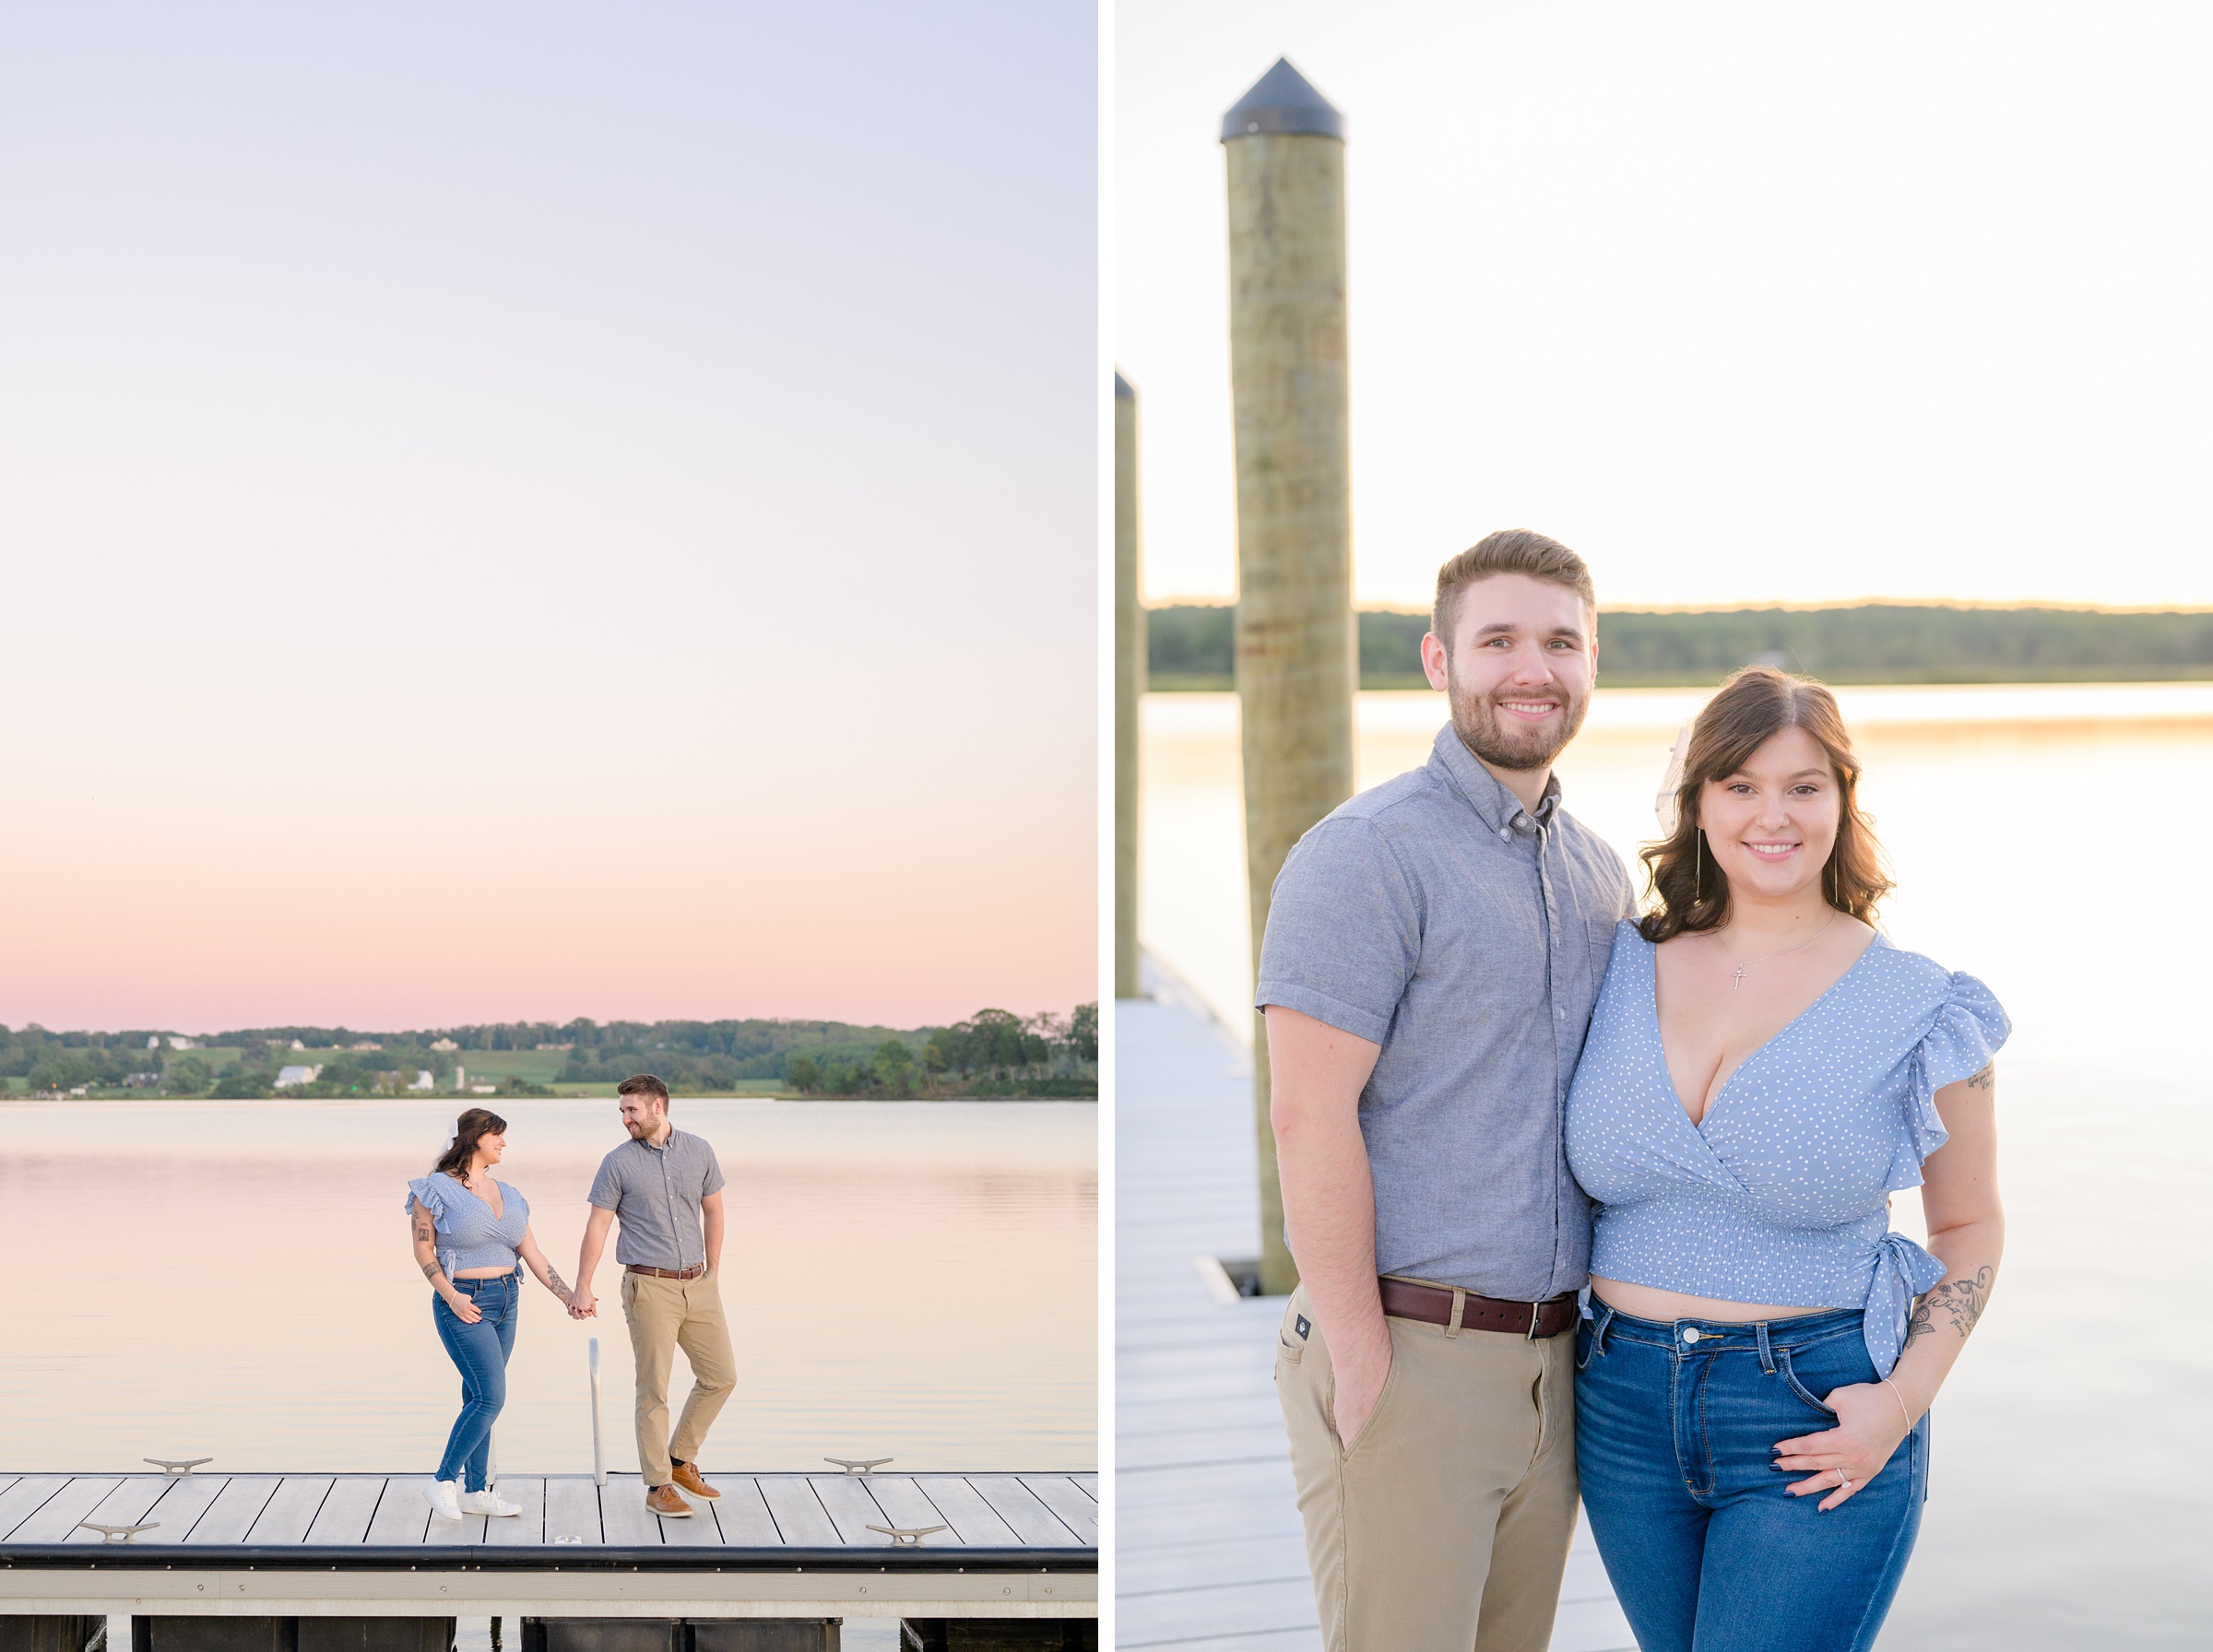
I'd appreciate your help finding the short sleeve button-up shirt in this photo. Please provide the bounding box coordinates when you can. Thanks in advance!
[1255,725,1633,1300]
[586,1127,727,1271]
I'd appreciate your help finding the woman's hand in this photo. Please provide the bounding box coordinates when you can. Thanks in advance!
[443,1291,483,1325]
[1773,1381,1910,1511]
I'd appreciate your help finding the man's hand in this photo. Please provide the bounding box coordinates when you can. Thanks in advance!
[568,1290,598,1320]
[1331,1320,1393,1447]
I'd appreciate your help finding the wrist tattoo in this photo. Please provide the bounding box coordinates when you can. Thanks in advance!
[547,1270,571,1298]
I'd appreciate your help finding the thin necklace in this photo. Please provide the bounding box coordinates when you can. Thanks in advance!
[1715,912,1840,991]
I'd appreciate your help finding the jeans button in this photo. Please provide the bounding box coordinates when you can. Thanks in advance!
[1681,1327,1701,1345]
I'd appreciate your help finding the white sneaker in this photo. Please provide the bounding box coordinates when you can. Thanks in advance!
[424,1480,464,1520]
[459,1490,522,1517]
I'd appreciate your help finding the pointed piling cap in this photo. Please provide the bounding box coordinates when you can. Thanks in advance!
[1114,371,1134,401]
[1222,57,1343,143]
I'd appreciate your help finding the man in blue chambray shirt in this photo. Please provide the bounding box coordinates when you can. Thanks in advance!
[570,1073,735,1519]
[1259,531,1633,1652]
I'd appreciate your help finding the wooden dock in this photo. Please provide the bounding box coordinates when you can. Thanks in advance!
[1116,961,1631,1651]
[0,1469,1094,1625]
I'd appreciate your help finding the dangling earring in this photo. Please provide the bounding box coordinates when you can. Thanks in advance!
[1694,828,1704,903]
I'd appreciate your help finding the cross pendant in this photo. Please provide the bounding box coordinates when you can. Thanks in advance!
[1732,966,1745,991]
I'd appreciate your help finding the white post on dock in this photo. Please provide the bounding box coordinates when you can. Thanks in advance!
[487,1426,497,1490]
[588,1336,605,1487]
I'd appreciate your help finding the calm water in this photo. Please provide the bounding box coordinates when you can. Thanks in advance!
[0,1099,1095,1474]
[1140,683,2213,1650]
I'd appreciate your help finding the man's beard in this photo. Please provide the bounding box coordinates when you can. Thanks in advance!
[1445,666,1592,772]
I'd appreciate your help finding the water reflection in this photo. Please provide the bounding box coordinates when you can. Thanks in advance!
[0,1098,1095,1473]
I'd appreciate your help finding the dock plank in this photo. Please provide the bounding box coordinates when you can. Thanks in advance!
[66,1477,177,1542]
[303,1478,385,1544]
[186,1477,280,1545]
[1071,1473,1097,1501]
[246,1478,332,1544]
[1019,1475,1098,1543]
[968,1476,1083,1546]
[863,1477,960,1546]
[597,1477,665,1547]
[364,1478,434,1545]
[542,1476,602,1544]
[906,1476,1019,1546]
[0,1477,69,1541]
[806,1476,894,1547]
[706,1478,782,1546]
[481,1476,545,1545]
[657,1485,727,1548]
[756,1477,838,1546]
[11,1479,123,1543]
[422,1501,486,1544]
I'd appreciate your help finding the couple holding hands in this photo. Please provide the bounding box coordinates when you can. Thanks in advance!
[1261,531,2007,1652]
[404,1072,736,1520]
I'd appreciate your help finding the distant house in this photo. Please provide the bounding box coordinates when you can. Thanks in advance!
[274,1065,324,1088]
[124,1072,161,1089]
[410,1070,435,1091]
[167,1036,196,1051]
[290,1039,307,1051]
[147,1036,161,1051]
[431,1038,458,1053]
[469,1084,497,1095]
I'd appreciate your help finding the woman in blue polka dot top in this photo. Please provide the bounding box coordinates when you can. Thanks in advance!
[1563,666,2007,1652]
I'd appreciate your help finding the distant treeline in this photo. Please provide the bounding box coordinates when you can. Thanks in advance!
[786,1006,1098,1100]
[0,1008,1098,1101]
[1146,604,2213,689]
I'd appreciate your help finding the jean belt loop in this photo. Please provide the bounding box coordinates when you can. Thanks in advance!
[1447,1288,1466,1339]
[1592,1301,1615,1358]
[1755,1318,1775,1375]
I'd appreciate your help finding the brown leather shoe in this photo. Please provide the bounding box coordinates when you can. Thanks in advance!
[645,1484,692,1517]
[669,1463,720,1500]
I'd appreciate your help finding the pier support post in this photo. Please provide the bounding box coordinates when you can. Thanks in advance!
[1114,371,1146,1001]
[1223,59,1354,1296]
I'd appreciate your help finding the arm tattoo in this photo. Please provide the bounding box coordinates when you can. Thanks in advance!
[1902,1292,1936,1352]
[546,1268,572,1299]
[414,1219,435,1245]
[420,1262,443,1284]
[1964,1063,1994,1091]
[1909,1266,1994,1349]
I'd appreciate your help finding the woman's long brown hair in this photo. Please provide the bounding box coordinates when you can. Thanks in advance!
[1639,666,1892,943]
[432,1108,507,1179]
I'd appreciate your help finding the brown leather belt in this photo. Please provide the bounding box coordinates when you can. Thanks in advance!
[1379,1276,1580,1339]
[626,1263,707,1280]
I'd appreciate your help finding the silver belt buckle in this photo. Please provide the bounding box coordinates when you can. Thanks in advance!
[1527,1300,1543,1340]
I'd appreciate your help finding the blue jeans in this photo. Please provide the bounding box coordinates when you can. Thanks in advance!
[432,1272,519,1491]
[1575,1300,1930,1652]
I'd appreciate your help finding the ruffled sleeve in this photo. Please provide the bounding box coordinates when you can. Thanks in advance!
[404,1175,452,1222]
[1885,971,2010,1191]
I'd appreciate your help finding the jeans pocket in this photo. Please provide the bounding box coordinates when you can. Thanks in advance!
[1776,1348,1840,1417]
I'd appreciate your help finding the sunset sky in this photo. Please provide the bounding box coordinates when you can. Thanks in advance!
[1119,3,2213,612]
[0,3,1095,1032]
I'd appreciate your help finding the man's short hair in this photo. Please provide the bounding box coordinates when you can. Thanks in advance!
[1432,528,1597,644]
[618,1073,670,1110]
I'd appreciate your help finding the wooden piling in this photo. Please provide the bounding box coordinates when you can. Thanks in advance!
[1115,372,1145,1002]
[1223,59,1353,1296]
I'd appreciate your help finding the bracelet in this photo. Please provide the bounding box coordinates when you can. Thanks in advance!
[1881,1375,1915,1431]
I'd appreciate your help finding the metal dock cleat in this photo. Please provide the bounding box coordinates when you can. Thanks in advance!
[866,1524,946,1547]
[144,1457,212,1476]
[823,1457,892,1476]
[79,1522,160,1544]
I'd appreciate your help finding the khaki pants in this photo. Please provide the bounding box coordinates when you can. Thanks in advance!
[621,1268,738,1488]
[1275,1281,1579,1652]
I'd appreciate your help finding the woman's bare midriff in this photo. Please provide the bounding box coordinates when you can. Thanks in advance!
[1591,1275,1826,1324]
[451,1266,514,1279]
